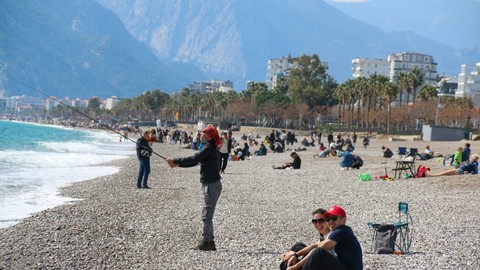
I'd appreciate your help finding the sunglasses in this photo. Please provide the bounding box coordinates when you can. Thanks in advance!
[311,218,327,224]
[325,216,341,222]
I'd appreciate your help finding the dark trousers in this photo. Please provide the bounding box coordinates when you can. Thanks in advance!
[279,242,307,270]
[219,153,229,172]
[302,248,348,270]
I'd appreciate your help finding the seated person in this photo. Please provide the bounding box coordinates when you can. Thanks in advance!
[462,143,471,162]
[274,141,284,153]
[345,143,354,152]
[419,145,434,160]
[352,155,363,169]
[297,206,363,270]
[254,143,267,156]
[273,152,301,169]
[318,147,337,158]
[451,146,463,168]
[382,146,394,158]
[428,154,479,177]
[280,208,332,270]
[232,145,243,161]
[242,142,250,158]
[339,149,353,170]
[318,143,325,151]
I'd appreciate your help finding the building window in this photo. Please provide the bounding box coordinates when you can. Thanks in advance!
[404,55,410,61]
[412,55,417,61]
[424,56,430,62]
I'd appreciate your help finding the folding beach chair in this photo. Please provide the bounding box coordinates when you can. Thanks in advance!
[398,147,407,159]
[367,202,413,254]
[394,202,413,254]
[408,148,418,158]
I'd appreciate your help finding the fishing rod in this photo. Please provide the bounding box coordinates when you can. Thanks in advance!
[8,77,166,160]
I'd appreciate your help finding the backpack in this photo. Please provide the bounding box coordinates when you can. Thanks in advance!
[352,155,363,169]
[373,224,398,254]
[416,165,430,178]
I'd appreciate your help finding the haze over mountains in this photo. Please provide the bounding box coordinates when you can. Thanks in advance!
[1,0,478,99]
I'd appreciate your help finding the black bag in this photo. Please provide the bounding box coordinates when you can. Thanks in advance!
[373,224,397,254]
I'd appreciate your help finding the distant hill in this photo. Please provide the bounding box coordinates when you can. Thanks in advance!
[1,0,478,99]
[97,0,479,86]
[0,0,204,99]
[327,0,480,51]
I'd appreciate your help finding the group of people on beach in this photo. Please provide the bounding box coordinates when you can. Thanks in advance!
[280,205,363,270]
[133,123,477,269]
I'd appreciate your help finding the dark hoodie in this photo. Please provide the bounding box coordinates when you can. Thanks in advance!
[173,140,221,183]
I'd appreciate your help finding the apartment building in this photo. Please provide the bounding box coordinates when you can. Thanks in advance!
[387,52,438,86]
[352,52,438,86]
[456,63,480,106]
[187,79,234,93]
[266,55,298,90]
[351,58,390,78]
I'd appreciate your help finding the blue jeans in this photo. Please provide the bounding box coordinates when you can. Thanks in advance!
[202,180,222,242]
[137,159,150,187]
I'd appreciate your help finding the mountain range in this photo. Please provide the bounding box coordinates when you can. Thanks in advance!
[1,0,479,99]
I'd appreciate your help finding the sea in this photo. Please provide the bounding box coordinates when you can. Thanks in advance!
[0,120,135,229]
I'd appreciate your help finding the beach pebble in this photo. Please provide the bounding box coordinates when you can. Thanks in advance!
[0,135,479,269]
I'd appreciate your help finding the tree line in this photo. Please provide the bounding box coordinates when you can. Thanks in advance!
[49,54,480,133]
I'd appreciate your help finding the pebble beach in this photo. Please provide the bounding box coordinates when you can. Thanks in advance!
[0,129,479,269]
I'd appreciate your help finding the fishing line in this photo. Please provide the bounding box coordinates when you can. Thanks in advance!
[8,77,166,160]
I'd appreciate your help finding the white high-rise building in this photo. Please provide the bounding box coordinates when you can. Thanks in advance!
[456,63,480,106]
[266,55,298,90]
[352,58,390,78]
[387,52,438,86]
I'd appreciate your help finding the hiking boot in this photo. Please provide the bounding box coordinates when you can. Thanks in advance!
[194,241,216,251]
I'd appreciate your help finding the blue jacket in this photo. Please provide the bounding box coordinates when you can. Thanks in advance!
[340,151,353,167]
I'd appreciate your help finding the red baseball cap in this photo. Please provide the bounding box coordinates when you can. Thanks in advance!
[324,205,347,217]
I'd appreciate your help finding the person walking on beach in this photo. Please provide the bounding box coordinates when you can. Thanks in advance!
[296,206,363,270]
[166,125,222,251]
[136,129,153,189]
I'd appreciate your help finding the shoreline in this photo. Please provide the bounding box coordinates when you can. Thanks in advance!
[0,135,479,269]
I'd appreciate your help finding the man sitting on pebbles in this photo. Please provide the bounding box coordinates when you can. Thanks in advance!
[296,206,363,270]
[273,152,301,169]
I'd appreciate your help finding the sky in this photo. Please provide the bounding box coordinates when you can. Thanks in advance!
[324,0,480,50]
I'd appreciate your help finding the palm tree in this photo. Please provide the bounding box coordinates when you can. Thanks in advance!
[393,72,408,107]
[410,67,424,104]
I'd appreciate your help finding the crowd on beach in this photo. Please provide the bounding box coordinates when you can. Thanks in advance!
[2,119,479,269]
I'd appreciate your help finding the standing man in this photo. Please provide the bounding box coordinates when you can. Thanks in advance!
[297,206,363,270]
[352,132,358,147]
[219,131,232,174]
[327,132,334,146]
[136,129,153,189]
[166,125,222,251]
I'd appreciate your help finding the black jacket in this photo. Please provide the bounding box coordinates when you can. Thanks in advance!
[173,140,221,183]
[136,136,152,161]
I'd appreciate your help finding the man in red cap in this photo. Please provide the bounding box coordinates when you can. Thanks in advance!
[293,205,363,270]
[166,125,222,251]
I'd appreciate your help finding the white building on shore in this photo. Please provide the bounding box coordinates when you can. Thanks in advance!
[266,55,298,90]
[352,58,390,78]
[352,52,438,86]
[456,63,480,106]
